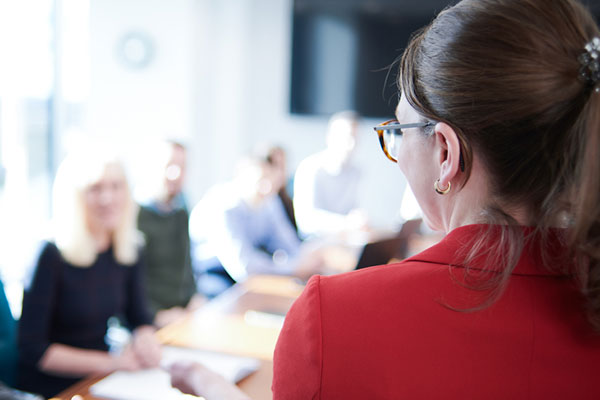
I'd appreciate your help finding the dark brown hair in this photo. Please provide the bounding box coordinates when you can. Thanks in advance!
[399,0,600,329]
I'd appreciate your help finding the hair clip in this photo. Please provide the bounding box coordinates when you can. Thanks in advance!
[578,37,600,92]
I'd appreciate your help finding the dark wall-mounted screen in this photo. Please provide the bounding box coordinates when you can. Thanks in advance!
[290,0,600,118]
[290,0,453,118]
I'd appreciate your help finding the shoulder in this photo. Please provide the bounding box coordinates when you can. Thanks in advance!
[264,195,286,213]
[137,204,154,218]
[285,258,451,330]
[294,224,531,320]
[137,206,156,230]
[200,184,239,212]
[274,262,452,397]
[24,241,65,290]
[36,241,63,265]
[296,153,324,174]
[317,260,450,308]
[222,198,248,221]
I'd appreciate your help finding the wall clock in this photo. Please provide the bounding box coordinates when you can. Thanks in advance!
[116,31,155,70]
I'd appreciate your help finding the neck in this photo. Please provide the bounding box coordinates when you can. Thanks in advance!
[155,195,176,212]
[442,164,531,233]
[89,229,112,252]
[241,191,264,209]
[444,188,488,232]
[156,189,176,205]
[322,154,346,174]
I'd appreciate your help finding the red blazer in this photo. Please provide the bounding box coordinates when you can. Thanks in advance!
[272,225,600,399]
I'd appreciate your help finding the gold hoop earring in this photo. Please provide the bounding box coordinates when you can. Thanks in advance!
[434,179,451,195]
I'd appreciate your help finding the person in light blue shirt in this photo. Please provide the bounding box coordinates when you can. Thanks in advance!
[190,155,324,296]
[293,111,369,238]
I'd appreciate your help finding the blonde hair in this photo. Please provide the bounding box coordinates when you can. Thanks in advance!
[52,148,140,267]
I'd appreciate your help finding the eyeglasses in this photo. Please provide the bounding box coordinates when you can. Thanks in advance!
[373,119,435,162]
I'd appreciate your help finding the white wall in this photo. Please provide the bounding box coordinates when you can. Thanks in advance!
[85,0,408,230]
[88,0,196,138]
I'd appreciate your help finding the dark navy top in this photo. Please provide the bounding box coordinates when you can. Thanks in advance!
[17,242,153,398]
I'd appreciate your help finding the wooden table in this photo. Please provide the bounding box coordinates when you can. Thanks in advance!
[52,275,305,400]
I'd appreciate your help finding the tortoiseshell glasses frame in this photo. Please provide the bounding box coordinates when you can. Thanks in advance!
[373,119,435,162]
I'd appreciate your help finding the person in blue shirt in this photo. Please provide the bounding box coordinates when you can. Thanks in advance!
[190,154,324,296]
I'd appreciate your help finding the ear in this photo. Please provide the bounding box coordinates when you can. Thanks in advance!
[433,122,461,189]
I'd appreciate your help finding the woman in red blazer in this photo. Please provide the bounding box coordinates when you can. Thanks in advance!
[272,224,600,399]
[170,0,600,398]
[271,0,600,397]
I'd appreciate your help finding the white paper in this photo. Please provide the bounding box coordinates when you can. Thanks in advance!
[90,346,260,400]
[90,369,190,400]
[160,346,260,383]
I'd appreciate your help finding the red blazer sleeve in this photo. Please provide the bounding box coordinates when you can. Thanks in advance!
[272,275,322,400]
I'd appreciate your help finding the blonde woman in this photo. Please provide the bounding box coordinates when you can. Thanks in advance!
[17,148,161,398]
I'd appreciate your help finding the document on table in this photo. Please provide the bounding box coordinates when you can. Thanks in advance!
[90,346,260,400]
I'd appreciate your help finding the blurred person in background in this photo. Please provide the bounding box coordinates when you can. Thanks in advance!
[137,140,202,328]
[17,146,161,398]
[0,278,41,399]
[0,278,16,386]
[257,144,298,236]
[190,154,325,297]
[293,110,369,239]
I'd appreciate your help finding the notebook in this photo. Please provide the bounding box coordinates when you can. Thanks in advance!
[89,346,260,400]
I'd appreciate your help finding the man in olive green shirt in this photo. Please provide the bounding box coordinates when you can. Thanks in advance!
[137,141,201,327]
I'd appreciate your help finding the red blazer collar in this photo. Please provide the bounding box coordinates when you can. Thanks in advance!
[404,224,572,277]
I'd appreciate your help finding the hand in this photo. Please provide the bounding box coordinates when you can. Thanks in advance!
[186,294,206,312]
[131,325,162,368]
[154,307,187,328]
[111,345,142,371]
[167,361,201,396]
[167,362,250,400]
